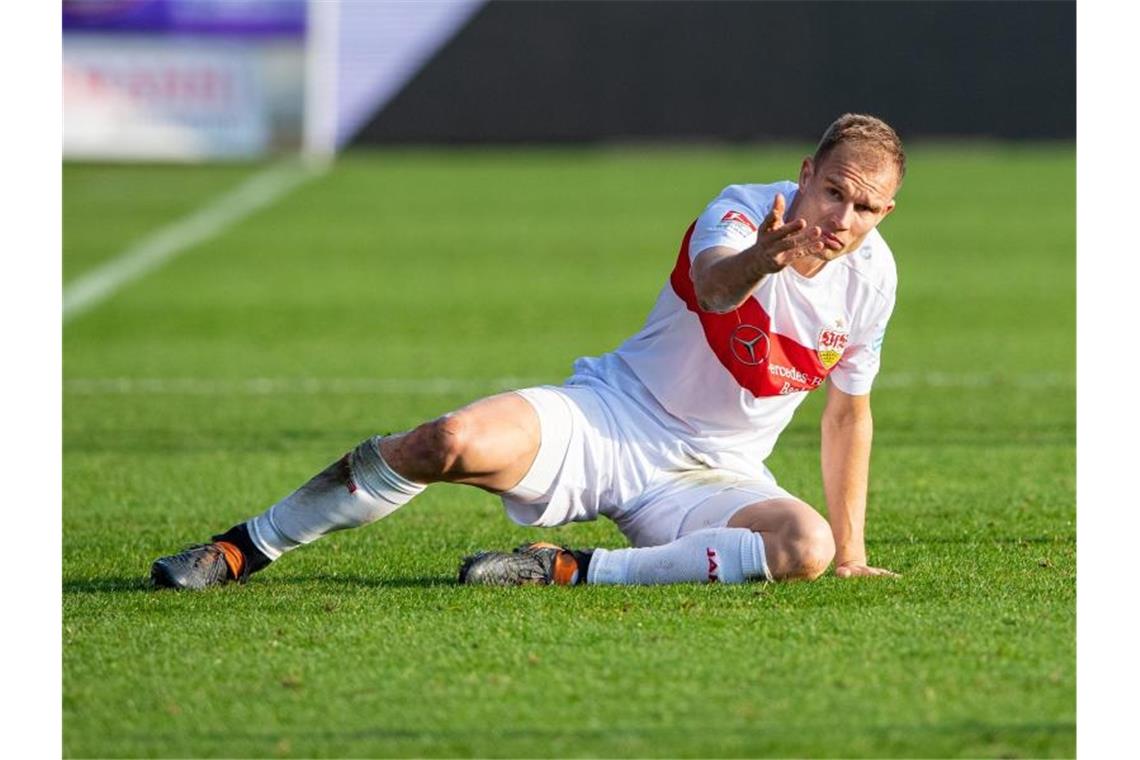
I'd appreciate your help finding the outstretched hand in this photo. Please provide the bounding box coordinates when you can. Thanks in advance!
[835,561,900,579]
[752,194,838,272]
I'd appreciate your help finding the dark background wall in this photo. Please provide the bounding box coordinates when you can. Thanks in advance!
[353,0,1074,145]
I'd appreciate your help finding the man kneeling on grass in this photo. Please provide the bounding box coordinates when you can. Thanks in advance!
[152,113,904,589]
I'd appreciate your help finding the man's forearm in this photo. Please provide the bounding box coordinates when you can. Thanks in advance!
[820,408,873,566]
[695,245,779,313]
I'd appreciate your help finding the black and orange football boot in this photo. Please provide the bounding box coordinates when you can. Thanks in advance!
[458,542,592,586]
[151,524,270,590]
[150,542,247,590]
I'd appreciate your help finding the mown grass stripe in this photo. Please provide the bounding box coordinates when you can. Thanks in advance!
[62,371,1073,396]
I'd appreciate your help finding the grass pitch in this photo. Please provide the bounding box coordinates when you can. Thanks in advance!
[63,145,1075,758]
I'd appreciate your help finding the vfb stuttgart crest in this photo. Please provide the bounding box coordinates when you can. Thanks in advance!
[817,325,849,369]
[730,324,770,366]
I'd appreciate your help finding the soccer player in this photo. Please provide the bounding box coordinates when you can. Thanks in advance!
[152,113,904,589]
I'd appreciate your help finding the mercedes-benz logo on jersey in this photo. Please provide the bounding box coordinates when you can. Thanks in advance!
[729,324,770,366]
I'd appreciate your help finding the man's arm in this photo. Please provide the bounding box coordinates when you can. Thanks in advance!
[692,194,830,313]
[820,381,898,578]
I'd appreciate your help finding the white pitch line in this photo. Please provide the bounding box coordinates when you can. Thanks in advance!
[63,159,323,323]
[63,372,1074,396]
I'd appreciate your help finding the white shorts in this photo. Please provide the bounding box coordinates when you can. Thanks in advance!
[501,377,794,548]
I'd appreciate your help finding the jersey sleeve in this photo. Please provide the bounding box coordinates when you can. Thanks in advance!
[828,292,895,396]
[687,187,763,261]
[687,182,798,262]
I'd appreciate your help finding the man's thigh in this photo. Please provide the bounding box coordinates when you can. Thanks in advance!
[499,384,657,529]
[724,498,828,535]
[443,392,543,492]
[614,477,795,548]
[380,391,541,492]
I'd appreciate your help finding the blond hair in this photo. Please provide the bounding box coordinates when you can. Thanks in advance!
[814,113,906,186]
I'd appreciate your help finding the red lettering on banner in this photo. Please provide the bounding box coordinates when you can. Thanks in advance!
[707,548,719,583]
[672,222,830,397]
[68,65,233,108]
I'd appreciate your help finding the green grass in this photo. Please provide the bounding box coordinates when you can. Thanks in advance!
[63,144,1075,758]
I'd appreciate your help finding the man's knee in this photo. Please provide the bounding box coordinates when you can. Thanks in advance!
[766,513,835,582]
[728,499,836,581]
[382,392,541,489]
[400,413,473,480]
[785,519,836,581]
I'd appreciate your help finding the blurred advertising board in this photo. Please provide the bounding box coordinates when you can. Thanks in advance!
[63,0,305,161]
[62,0,305,36]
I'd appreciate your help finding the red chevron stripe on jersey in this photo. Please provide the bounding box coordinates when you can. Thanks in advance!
[670,222,829,397]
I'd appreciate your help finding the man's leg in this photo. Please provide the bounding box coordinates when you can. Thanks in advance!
[723,498,836,581]
[592,496,836,584]
[152,392,541,589]
[582,490,835,585]
[461,496,834,586]
[375,393,542,491]
[589,497,835,585]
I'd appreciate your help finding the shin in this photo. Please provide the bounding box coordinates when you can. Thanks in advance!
[246,435,425,560]
[587,528,771,585]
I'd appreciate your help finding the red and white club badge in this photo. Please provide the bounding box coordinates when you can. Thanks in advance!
[817,325,849,369]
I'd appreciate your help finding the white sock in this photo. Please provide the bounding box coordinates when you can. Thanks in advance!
[587,528,771,585]
[247,436,425,559]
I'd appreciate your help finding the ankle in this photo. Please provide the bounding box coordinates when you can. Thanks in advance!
[570,549,593,584]
[212,523,272,577]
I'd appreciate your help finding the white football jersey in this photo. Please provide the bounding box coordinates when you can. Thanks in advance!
[572,181,897,475]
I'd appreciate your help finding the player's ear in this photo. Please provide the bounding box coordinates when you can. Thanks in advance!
[798,157,814,188]
[881,199,897,219]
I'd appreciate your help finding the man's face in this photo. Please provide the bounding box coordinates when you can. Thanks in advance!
[792,146,898,260]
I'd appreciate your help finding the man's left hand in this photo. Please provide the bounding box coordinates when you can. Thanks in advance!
[835,561,899,578]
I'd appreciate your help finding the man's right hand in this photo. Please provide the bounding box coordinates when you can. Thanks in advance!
[750,193,827,273]
[692,194,832,313]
